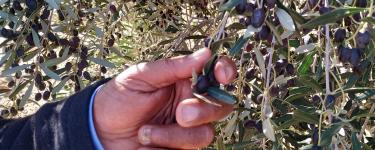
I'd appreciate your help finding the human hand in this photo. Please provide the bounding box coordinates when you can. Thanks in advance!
[94,48,237,150]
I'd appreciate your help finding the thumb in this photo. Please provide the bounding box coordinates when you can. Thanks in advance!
[116,48,212,91]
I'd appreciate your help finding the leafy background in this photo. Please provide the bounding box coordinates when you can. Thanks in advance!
[0,0,375,149]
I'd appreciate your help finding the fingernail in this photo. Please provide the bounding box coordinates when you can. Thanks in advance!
[139,126,152,145]
[182,105,200,123]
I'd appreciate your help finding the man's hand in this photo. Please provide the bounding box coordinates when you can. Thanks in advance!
[94,48,237,150]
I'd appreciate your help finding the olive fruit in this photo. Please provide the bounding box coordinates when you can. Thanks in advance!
[285,64,295,76]
[235,0,247,14]
[12,1,23,11]
[349,48,362,66]
[37,56,45,63]
[242,84,251,95]
[1,28,17,39]
[10,107,18,116]
[258,25,271,40]
[337,46,351,63]
[195,75,210,94]
[43,91,51,100]
[58,10,65,21]
[70,36,80,48]
[334,28,346,43]
[37,82,46,91]
[100,66,107,74]
[41,8,51,20]
[353,13,361,22]
[16,47,24,57]
[35,93,42,101]
[312,95,320,104]
[47,32,58,43]
[1,109,10,117]
[78,60,89,70]
[244,120,262,133]
[251,8,266,28]
[7,80,15,87]
[58,38,69,46]
[286,79,296,87]
[226,84,236,92]
[245,68,256,80]
[269,85,279,97]
[72,29,79,37]
[356,0,367,7]
[26,0,38,11]
[64,62,72,72]
[356,31,371,49]
[107,38,115,47]
[325,95,335,108]
[312,127,319,145]
[109,5,117,13]
[266,0,276,8]
[254,94,263,104]
[83,71,92,80]
[353,60,368,75]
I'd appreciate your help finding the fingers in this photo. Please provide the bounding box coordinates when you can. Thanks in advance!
[138,124,214,149]
[176,98,233,127]
[214,57,237,85]
[118,48,212,90]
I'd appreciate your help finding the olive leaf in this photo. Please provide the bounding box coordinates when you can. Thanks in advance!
[1,64,31,76]
[207,86,237,105]
[45,0,60,10]
[229,36,250,56]
[262,118,276,142]
[351,132,361,150]
[40,64,61,81]
[219,0,242,11]
[276,8,295,31]
[31,29,41,48]
[88,57,116,68]
[19,82,34,108]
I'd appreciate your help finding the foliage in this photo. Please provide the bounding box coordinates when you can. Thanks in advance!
[1,0,375,149]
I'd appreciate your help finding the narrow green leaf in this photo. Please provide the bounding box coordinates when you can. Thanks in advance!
[361,17,375,25]
[22,49,39,62]
[276,8,295,31]
[297,52,315,75]
[40,64,61,80]
[9,81,30,99]
[203,55,218,75]
[297,75,323,92]
[20,82,34,108]
[320,123,345,147]
[51,77,69,94]
[293,109,319,124]
[0,50,11,66]
[31,29,41,47]
[1,64,31,76]
[254,48,266,79]
[88,57,116,68]
[45,0,60,9]
[276,1,307,24]
[207,87,237,105]
[219,0,241,11]
[285,93,308,103]
[302,7,366,29]
[288,86,313,95]
[229,36,249,56]
[352,132,362,150]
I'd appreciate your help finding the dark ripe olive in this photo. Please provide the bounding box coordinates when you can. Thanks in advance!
[286,79,296,87]
[58,10,65,21]
[275,59,288,69]
[325,95,335,108]
[356,31,371,49]
[78,60,89,69]
[83,71,92,80]
[1,28,16,39]
[16,46,25,57]
[258,25,270,40]
[70,37,80,48]
[334,28,346,43]
[12,0,23,11]
[1,109,10,117]
[207,71,219,86]
[244,16,252,26]
[26,0,38,11]
[26,33,35,46]
[338,46,351,63]
[285,64,295,76]
[356,0,367,7]
[269,85,279,97]
[266,0,276,8]
[107,38,115,47]
[7,80,15,87]
[37,82,46,90]
[244,3,255,14]
[10,107,17,116]
[239,18,246,26]
[58,38,69,46]
[72,29,79,37]
[242,84,251,95]
[245,68,256,80]
[350,48,361,66]
[343,100,352,111]
[42,91,51,100]
[308,0,319,9]
[100,66,107,74]
[353,60,367,75]
[109,5,117,13]
[251,8,266,28]
[319,7,333,14]
[353,13,361,22]
[15,72,21,79]
[226,84,236,92]
[47,32,58,43]
[31,23,42,31]
[235,0,247,14]
[40,8,51,20]
[35,92,42,101]
[245,43,253,52]
[312,127,319,145]
[35,73,42,83]
[245,119,263,132]
[254,94,263,105]
[195,75,210,94]
[37,56,45,63]
[312,94,320,105]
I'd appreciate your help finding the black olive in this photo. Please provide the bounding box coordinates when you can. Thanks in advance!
[334,28,346,43]
[58,38,69,46]
[226,84,236,92]
[35,92,42,101]
[12,0,23,11]
[285,64,295,76]
[356,0,367,7]
[353,13,361,22]
[286,79,296,87]
[109,5,117,13]
[269,85,279,97]
[194,75,210,94]
[37,56,45,63]
[312,127,319,145]
[10,107,17,116]
[100,66,107,74]
[258,25,271,40]
[311,94,320,105]
[78,60,89,69]
[325,95,335,108]
[356,31,371,49]
[235,0,247,14]
[353,60,368,75]
[83,71,92,80]
[242,84,251,95]
[266,0,276,8]
[251,8,266,28]
[338,46,350,63]
[41,8,51,20]
[26,0,38,11]
[349,48,361,66]
[245,68,256,80]
[43,91,51,100]
[37,82,46,91]
[1,28,17,39]
[107,38,115,47]
[16,46,25,57]
[244,120,262,133]
[254,94,263,104]
[70,37,80,48]
[58,10,65,21]
[35,73,42,83]
[7,80,15,87]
